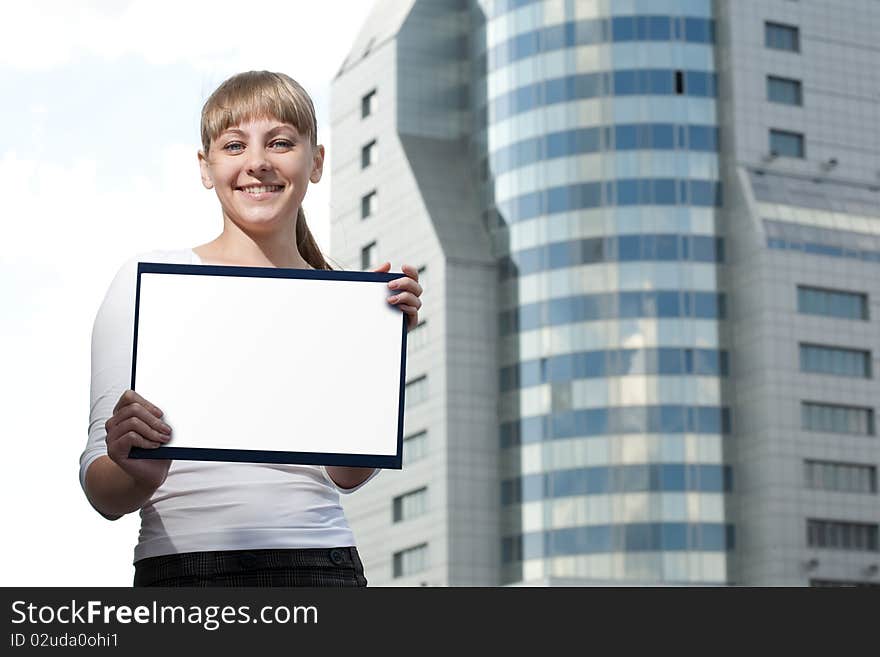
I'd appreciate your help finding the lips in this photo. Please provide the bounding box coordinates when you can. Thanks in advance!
[236,184,285,201]
[237,184,284,194]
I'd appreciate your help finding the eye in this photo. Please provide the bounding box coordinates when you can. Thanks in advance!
[222,141,244,153]
[270,139,294,150]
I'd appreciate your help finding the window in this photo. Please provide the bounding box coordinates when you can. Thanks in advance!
[405,375,428,408]
[361,190,378,219]
[767,76,802,105]
[765,21,799,52]
[799,344,871,378]
[805,460,877,493]
[806,519,878,551]
[403,430,428,464]
[770,129,804,158]
[416,265,427,297]
[361,89,377,118]
[361,241,377,270]
[393,487,428,522]
[408,320,428,351]
[802,402,874,435]
[674,70,684,94]
[362,37,376,58]
[810,579,880,588]
[361,140,377,168]
[798,286,868,320]
[393,543,429,577]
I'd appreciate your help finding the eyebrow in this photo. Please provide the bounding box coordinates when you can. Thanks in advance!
[219,125,300,138]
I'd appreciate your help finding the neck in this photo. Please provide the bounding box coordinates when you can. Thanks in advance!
[202,215,314,269]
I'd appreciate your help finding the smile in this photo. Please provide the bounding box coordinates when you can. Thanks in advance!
[237,185,284,194]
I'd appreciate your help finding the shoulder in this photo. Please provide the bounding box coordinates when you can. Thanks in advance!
[98,248,197,310]
[111,248,198,278]
[131,248,198,266]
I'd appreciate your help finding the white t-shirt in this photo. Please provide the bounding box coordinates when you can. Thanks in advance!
[79,249,379,563]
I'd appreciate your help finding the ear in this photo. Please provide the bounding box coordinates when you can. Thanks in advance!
[309,144,325,184]
[198,150,214,189]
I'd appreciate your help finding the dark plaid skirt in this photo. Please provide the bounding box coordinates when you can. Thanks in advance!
[133,547,367,587]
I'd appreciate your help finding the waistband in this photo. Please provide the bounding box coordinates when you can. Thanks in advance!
[133,546,362,582]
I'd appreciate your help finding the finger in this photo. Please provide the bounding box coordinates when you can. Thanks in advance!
[387,292,422,309]
[121,431,166,451]
[396,304,419,327]
[370,261,391,273]
[112,402,172,435]
[388,277,423,297]
[398,305,419,331]
[113,415,172,444]
[400,263,419,281]
[113,389,164,418]
[108,430,164,452]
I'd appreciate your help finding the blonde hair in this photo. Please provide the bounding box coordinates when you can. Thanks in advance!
[200,71,332,270]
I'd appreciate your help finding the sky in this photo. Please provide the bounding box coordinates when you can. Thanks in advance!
[0,0,377,586]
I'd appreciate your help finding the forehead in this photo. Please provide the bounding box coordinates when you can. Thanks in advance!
[219,116,303,135]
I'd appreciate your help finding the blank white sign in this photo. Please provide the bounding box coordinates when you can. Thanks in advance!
[131,263,406,468]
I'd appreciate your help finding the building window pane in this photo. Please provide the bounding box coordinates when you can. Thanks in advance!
[803,402,873,435]
[807,520,878,551]
[767,76,802,105]
[765,21,799,52]
[417,265,427,297]
[393,543,429,577]
[361,89,377,118]
[405,375,428,408]
[810,579,880,588]
[393,487,428,522]
[408,320,428,351]
[361,241,377,270]
[361,190,378,219]
[799,344,871,378]
[403,430,428,464]
[805,460,877,493]
[361,140,377,168]
[770,129,804,158]
[797,286,868,320]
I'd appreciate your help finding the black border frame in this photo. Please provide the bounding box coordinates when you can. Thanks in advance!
[129,262,407,469]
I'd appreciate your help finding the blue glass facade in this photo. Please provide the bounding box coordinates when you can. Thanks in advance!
[503,523,735,561]
[485,69,717,124]
[502,234,723,279]
[502,464,733,504]
[500,347,729,392]
[477,0,727,583]
[486,16,715,71]
[491,124,719,175]
[500,406,730,446]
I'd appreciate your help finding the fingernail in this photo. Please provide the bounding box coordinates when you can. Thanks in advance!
[161,423,172,434]
[388,282,397,289]
[388,295,399,303]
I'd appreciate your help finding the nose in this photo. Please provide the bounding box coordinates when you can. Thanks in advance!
[245,146,271,175]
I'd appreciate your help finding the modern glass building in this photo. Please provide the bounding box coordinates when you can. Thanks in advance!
[330,0,879,586]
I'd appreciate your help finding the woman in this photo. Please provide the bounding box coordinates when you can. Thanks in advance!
[79,71,422,587]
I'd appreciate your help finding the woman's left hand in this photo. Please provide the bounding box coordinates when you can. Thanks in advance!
[373,262,423,331]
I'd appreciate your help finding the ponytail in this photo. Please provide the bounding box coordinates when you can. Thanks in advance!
[295,207,333,271]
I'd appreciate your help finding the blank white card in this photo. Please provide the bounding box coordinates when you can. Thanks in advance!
[132,264,406,468]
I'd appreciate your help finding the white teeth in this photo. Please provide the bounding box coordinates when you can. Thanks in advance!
[240,185,282,194]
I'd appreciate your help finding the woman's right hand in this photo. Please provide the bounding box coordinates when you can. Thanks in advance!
[105,389,173,492]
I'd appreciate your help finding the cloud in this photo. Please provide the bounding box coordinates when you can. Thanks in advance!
[3,0,372,88]
[0,0,374,585]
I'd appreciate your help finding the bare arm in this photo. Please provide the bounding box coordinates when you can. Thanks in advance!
[84,456,162,520]
[325,466,376,490]
[84,390,172,520]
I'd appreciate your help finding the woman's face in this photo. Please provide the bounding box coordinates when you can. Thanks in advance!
[198,117,323,234]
